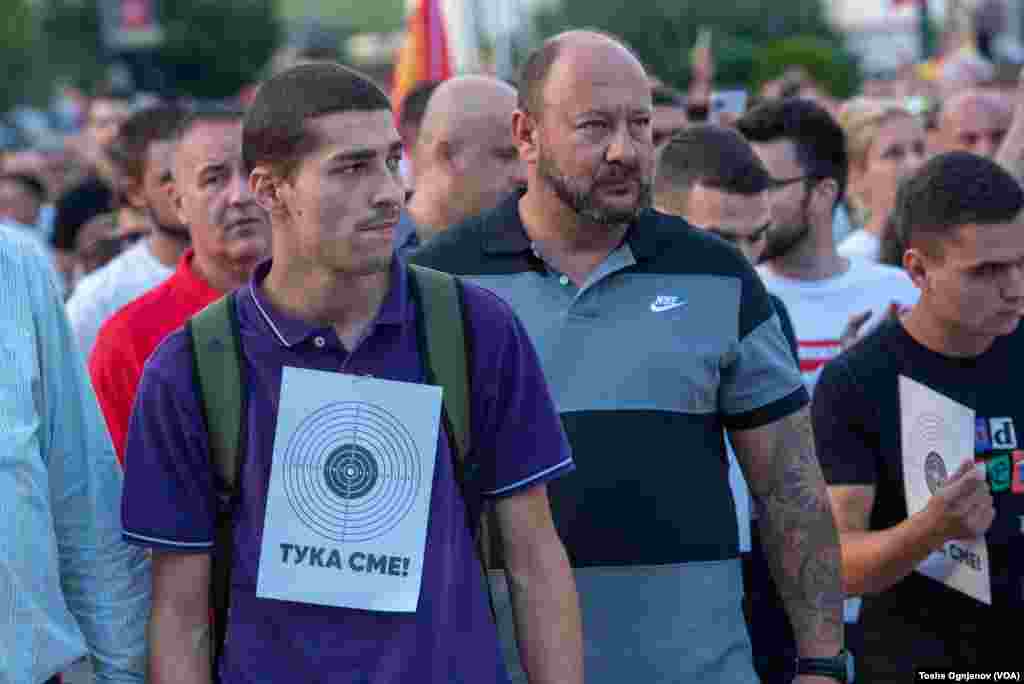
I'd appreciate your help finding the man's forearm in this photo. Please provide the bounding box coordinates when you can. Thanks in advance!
[839,508,945,596]
[506,545,584,684]
[148,605,212,684]
[756,412,844,658]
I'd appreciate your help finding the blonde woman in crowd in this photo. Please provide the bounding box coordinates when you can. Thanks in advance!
[838,99,928,262]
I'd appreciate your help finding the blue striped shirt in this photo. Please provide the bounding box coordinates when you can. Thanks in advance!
[0,225,149,683]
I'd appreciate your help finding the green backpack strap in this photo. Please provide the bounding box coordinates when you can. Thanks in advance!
[186,294,247,683]
[408,264,472,464]
[408,264,498,575]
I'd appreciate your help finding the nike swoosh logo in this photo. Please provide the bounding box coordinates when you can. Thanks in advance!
[650,300,687,313]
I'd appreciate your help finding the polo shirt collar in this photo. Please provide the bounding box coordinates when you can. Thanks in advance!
[177,248,223,300]
[481,192,532,256]
[247,256,409,349]
[481,189,662,262]
[394,211,421,255]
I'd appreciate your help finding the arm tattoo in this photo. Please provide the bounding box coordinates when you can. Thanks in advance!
[751,409,844,652]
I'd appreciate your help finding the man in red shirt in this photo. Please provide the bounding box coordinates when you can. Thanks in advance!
[90,107,271,461]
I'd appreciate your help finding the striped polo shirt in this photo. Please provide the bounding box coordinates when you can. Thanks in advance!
[412,193,808,683]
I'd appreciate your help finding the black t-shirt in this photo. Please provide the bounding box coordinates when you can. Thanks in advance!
[813,318,1024,638]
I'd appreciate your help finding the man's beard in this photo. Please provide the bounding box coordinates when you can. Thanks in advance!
[759,203,812,263]
[537,148,652,226]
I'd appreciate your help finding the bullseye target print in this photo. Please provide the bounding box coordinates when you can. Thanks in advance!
[915,412,949,447]
[280,401,423,543]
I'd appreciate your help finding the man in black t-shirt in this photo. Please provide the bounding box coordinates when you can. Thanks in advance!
[813,152,1024,680]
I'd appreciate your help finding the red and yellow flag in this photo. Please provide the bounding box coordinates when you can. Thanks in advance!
[392,0,453,119]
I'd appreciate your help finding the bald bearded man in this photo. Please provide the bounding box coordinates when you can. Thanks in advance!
[938,89,1012,158]
[395,76,527,256]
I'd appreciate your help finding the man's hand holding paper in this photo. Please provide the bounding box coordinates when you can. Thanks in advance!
[924,459,996,546]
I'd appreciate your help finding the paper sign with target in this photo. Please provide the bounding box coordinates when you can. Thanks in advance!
[899,375,991,605]
[257,366,441,612]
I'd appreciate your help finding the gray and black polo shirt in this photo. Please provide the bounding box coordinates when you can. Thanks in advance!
[412,193,808,683]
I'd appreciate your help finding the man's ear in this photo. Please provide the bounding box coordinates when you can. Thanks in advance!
[122,178,146,210]
[903,247,931,292]
[250,166,286,215]
[512,109,539,164]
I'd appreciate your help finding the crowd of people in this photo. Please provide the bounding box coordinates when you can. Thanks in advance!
[4,23,1024,684]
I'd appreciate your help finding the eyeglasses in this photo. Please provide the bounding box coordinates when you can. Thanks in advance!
[706,222,771,247]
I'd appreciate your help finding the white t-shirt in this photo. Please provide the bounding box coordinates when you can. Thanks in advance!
[838,229,882,262]
[66,240,174,357]
[758,258,920,393]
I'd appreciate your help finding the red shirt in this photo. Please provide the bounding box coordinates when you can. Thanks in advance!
[89,249,222,463]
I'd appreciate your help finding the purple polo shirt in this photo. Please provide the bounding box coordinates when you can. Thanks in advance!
[121,258,574,684]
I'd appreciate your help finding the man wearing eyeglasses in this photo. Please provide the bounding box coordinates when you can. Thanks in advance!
[654,123,802,684]
[737,98,919,392]
[737,98,920,679]
[653,124,798,361]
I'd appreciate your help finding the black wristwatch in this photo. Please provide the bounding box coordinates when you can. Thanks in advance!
[794,648,853,683]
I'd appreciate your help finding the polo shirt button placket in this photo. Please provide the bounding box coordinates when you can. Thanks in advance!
[558,274,570,286]
[313,336,326,349]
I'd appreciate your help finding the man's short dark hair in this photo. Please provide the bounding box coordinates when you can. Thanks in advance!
[0,172,46,202]
[736,97,848,206]
[518,29,641,115]
[51,177,115,250]
[398,80,442,132]
[243,62,392,177]
[656,124,773,199]
[109,104,188,185]
[891,151,1024,254]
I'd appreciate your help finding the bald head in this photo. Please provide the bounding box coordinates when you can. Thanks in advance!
[408,76,526,235]
[939,89,1012,158]
[417,76,518,151]
[519,30,647,115]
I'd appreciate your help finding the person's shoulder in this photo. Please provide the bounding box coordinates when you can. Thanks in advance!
[855,260,920,304]
[0,224,57,289]
[458,276,519,326]
[826,318,903,384]
[93,273,175,348]
[142,325,195,383]
[851,259,914,287]
[68,245,135,307]
[411,204,502,275]
[634,210,755,278]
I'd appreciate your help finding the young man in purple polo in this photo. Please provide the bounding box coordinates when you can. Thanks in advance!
[121,63,583,684]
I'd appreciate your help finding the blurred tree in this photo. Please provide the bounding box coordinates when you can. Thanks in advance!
[752,37,861,99]
[0,0,41,111]
[158,0,280,97]
[532,0,859,96]
[277,0,404,35]
[38,0,106,96]
[38,0,280,100]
